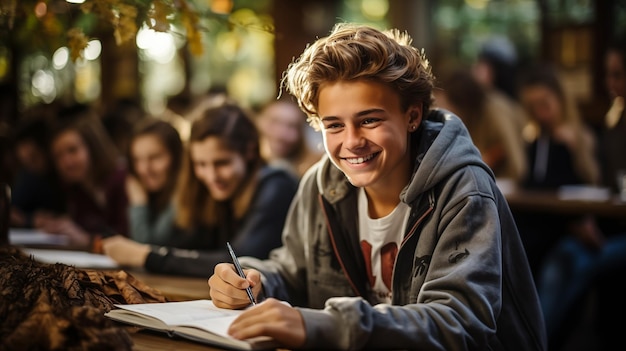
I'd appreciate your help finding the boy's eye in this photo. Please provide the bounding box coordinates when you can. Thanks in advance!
[362,118,380,125]
[324,123,343,129]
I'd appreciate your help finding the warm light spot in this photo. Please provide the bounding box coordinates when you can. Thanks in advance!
[217,31,242,61]
[52,47,69,69]
[84,40,102,61]
[361,0,388,20]
[211,0,233,15]
[32,69,56,103]
[0,56,8,80]
[136,26,176,64]
[34,2,47,18]
[465,0,490,10]
[66,0,85,4]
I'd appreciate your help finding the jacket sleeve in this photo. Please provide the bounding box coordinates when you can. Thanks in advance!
[298,193,502,350]
[144,172,298,277]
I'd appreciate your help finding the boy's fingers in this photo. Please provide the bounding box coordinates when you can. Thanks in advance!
[245,269,261,287]
[215,263,249,289]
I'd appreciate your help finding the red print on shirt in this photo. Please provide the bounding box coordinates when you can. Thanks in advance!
[361,240,399,291]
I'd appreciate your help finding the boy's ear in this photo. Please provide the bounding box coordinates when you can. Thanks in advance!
[408,104,423,131]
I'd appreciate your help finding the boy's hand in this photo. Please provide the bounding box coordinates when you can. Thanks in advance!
[209,263,262,309]
[228,298,306,349]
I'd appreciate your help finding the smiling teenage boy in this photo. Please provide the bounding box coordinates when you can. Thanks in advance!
[208,23,547,350]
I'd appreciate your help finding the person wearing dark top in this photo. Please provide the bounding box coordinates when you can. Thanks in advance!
[537,38,626,351]
[523,136,583,189]
[515,65,601,276]
[600,38,626,195]
[35,109,129,249]
[10,115,65,228]
[517,65,609,349]
[102,99,298,277]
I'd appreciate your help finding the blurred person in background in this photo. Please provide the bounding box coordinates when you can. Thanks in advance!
[9,113,66,228]
[103,100,298,277]
[537,37,626,351]
[519,64,599,190]
[516,64,600,275]
[125,117,183,245]
[256,98,323,178]
[517,64,611,349]
[35,107,128,249]
[600,36,626,196]
[434,69,526,183]
[472,36,529,133]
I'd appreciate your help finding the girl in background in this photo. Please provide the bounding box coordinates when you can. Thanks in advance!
[519,64,599,189]
[515,64,601,274]
[36,108,128,249]
[126,117,183,245]
[103,100,298,277]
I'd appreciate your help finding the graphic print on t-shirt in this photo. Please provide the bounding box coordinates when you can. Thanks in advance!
[361,240,398,291]
[358,188,410,304]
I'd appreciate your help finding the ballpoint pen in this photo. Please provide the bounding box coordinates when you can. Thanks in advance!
[226,241,256,305]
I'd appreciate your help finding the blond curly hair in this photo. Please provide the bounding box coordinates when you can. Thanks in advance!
[282,23,435,130]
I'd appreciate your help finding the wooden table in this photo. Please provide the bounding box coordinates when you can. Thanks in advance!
[127,327,224,351]
[504,190,626,218]
[127,269,210,302]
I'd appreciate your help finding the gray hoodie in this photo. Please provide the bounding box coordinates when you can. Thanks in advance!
[240,109,547,350]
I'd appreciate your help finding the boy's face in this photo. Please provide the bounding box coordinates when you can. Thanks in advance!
[317,80,420,192]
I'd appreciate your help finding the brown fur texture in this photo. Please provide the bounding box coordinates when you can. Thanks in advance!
[0,246,168,350]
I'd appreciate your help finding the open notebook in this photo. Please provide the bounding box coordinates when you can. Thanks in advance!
[105,299,277,350]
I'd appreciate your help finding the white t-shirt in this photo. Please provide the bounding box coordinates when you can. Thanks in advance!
[358,188,411,304]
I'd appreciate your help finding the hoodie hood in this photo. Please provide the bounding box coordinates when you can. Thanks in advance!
[402,108,494,203]
[316,108,493,205]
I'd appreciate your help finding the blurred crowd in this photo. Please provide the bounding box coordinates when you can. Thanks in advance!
[434,35,626,350]
[3,93,323,275]
[1,30,626,351]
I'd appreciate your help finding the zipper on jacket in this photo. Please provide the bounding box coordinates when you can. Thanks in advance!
[401,189,436,247]
[320,189,436,299]
[391,189,436,301]
[319,194,363,297]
